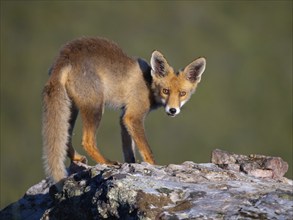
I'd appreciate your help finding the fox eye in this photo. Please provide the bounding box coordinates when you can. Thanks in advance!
[180,91,186,97]
[162,88,170,95]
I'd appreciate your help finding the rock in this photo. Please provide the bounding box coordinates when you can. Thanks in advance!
[1,151,292,220]
[211,149,289,179]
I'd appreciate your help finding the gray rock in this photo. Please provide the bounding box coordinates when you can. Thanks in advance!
[1,152,292,220]
[211,149,289,179]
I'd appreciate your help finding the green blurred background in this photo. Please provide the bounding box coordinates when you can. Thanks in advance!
[1,1,292,209]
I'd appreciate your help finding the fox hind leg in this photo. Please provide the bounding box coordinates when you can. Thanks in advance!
[80,104,116,165]
[66,103,87,164]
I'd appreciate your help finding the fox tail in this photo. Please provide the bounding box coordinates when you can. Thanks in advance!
[42,65,71,186]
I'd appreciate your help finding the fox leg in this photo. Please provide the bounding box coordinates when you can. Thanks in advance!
[80,105,116,165]
[66,104,87,163]
[120,113,136,163]
[122,111,155,164]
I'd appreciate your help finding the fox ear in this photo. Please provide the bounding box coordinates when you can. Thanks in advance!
[184,57,206,83]
[150,51,170,77]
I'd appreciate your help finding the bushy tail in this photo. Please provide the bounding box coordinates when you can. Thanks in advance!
[42,67,71,184]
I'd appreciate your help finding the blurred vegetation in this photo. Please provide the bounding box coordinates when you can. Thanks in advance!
[1,1,292,209]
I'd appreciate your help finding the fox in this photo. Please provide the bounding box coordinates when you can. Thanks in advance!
[42,37,206,186]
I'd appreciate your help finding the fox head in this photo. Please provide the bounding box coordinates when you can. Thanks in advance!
[150,51,206,117]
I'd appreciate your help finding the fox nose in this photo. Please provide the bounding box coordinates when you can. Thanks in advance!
[166,106,180,116]
[169,108,177,114]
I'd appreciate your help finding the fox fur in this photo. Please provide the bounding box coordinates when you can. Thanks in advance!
[42,37,206,186]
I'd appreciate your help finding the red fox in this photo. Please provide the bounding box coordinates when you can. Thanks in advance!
[42,37,206,185]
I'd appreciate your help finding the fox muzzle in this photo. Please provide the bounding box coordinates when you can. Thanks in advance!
[165,106,181,117]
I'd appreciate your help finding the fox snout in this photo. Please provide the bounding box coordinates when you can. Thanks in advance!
[165,105,180,117]
[165,98,188,117]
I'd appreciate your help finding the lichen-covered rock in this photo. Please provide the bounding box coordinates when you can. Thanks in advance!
[1,151,292,220]
[211,149,289,179]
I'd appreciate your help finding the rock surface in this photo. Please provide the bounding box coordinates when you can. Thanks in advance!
[1,150,292,220]
[211,149,289,179]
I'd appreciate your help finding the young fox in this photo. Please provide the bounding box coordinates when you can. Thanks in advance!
[42,37,206,185]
